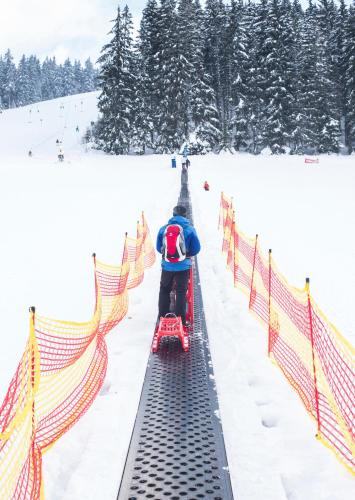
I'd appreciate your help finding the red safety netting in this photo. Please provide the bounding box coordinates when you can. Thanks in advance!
[219,192,355,474]
[0,213,156,499]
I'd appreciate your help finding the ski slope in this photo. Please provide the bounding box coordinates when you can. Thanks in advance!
[0,92,353,500]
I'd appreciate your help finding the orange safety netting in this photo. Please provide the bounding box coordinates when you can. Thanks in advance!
[219,192,355,474]
[0,213,155,499]
[126,212,156,290]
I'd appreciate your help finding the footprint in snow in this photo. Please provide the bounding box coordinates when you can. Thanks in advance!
[261,414,278,428]
[247,375,262,387]
[255,398,271,407]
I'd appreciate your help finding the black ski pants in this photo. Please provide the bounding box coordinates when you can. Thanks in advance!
[158,269,190,325]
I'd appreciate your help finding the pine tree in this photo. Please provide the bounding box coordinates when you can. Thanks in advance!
[82,59,97,92]
[16,55,32,106]
[188,0,222,152]
[295,1,320,152]
[0,50,17,108]
[73,60,84,94]
[95,5,136,154]
[31,56,42,103]
[253,0,294,153]
[153,0,184,152]
[248,0,269,153]
[62,58,76,96]
[334,0,349,150]
[288,0,308,153]
[137,0,161,150]
[41,57,58,100]
[313,0,340,152]
[175,0,198,141]
[131,46,152,154]
[230,0,252,151]
[204,0,229,148]
[344,4,355,153]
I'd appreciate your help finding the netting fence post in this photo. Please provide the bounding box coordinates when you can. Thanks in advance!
[218,192,223,230]
[136,220,141,263]
[92,253,98,313]
[141,212,146,243]
[306,277,321,437]
[122,232,128,288]
[249,234,258,309]
[267,249,272,356]
[227,211,235,270]
[29,305,42,498]
[232,212,238,287]
[29,306,37,438]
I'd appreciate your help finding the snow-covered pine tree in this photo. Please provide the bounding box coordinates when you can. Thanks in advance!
[16,56,33,106]
[187,0,222,152]
[296,0,321,152]
[16,55,42,106]
[61,58,77,96]
[153,0,184,152]
[95,5,136,154]
[343,2,355,153]
[219,0,235,148]
[288,0,308,153]
[204,0,229,149]
[229,0,252,151]
[0,50,17,108]
[248,0,269,153]
[28,56,42,103]
[137,0,161,150]
[131,38,152,154]
[175,0,199,142]
[333,0,349,151]
[258,0,295,153]
[41,57,58,100]
[82,59,97,92]
[313,0,340,153]
[192,73,222,153]
[172,0,220,152]
[73,60,84,94]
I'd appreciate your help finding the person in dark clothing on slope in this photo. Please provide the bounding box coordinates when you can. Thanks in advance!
[156,205,201,326]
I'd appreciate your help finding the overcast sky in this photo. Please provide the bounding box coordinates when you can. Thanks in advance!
[0,1,147,64]
[0,1,345,65]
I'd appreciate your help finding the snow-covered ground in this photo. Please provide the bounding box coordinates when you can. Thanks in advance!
[0,92,353,500]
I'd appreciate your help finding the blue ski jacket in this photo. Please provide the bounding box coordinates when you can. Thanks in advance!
[156,215,201,271]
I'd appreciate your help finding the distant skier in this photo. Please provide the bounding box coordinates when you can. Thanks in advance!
[58,150,64,162]
[28,150,33,157]
[56,139,59,144]
[185,158,190,169]
[76,126,79,132]
[203,181,210,191]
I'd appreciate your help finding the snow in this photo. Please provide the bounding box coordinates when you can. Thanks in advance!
[0,92,353,500]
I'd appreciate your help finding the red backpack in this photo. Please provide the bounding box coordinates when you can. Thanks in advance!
[162,224,186,262]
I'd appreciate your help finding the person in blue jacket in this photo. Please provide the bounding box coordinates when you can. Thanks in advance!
[156,205,201,326]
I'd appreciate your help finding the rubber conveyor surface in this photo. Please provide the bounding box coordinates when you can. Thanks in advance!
[118,171,234,500]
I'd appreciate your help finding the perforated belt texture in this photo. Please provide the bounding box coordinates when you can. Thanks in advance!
[118,169,234,500]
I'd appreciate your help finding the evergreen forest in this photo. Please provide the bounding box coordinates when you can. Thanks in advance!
[94,0,355,155]
[0,51,98,110]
